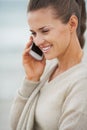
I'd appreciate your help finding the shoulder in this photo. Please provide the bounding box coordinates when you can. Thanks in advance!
[64,52,87,99]
[68,52,87,82]
[76,51,87,78]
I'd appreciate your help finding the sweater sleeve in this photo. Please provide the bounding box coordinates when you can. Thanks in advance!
[10,78,40,130]
[58,78,87,130]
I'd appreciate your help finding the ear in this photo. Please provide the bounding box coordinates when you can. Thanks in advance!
[68,15,78,33]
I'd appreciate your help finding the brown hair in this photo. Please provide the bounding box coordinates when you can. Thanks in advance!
[27,0,86,48]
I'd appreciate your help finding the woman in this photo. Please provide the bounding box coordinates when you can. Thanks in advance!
[10,0,87,130]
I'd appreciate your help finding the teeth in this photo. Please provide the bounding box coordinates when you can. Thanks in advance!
[43,46,51,50]
[42,46,51,53]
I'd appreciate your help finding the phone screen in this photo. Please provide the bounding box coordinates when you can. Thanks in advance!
[31,43,43,56]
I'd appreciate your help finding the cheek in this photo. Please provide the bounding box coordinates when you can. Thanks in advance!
[55,29,71,52]
[62,31,70,44]
[44,26,70,48]
[52,26,70,43]
[59,27,70,44]
[58,27,70,41]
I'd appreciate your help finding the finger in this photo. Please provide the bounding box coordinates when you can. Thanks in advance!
[25,36,33,49]
[29,36,33,41]
[25,41,32,50]
[22,48,30,57]
[25,42,32,50]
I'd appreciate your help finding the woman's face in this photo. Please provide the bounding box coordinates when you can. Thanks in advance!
[28,7,71,60]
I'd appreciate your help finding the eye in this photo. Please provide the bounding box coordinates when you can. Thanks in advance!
[42,29,49,33]
[31,32,36,36]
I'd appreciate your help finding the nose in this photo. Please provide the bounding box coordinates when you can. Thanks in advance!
[33,35,45,46]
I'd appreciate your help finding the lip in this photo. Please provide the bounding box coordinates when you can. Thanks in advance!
[40,45,52,53]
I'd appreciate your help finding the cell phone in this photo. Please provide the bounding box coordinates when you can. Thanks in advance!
[29,42,43,60]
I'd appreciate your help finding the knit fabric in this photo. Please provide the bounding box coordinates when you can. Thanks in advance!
[10,53,87,130]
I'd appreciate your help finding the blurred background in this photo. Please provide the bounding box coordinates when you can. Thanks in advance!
[0,0,87,130]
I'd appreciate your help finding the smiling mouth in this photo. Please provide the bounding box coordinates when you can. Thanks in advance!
[40,45,52,53]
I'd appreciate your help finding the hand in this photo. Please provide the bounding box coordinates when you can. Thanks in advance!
[22,37,46,82]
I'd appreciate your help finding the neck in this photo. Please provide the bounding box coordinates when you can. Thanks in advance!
[57,35,83,73]
[49,34,83,82]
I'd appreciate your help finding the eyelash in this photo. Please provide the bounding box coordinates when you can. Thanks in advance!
[31,30,49,36]
[42,30,49,33]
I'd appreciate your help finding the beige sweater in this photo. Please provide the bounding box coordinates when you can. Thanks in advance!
[10,54,87,130]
